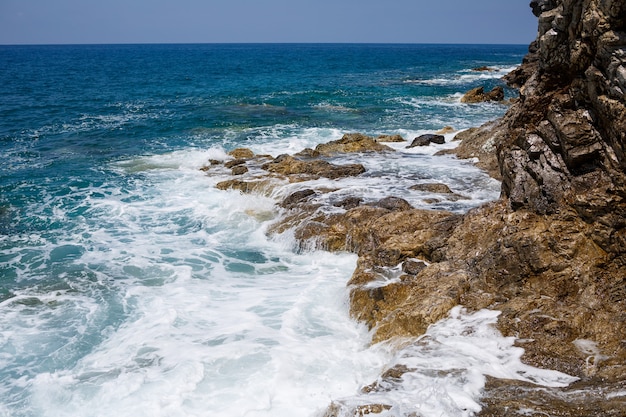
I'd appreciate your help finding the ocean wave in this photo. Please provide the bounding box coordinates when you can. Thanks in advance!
[404,65,518,86]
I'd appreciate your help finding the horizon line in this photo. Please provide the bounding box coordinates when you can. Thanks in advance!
[0,41,530,47]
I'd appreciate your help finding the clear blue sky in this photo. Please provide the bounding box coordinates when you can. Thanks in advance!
[0,0,537,45]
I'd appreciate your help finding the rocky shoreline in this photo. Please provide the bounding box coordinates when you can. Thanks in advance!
[204,1,626,414]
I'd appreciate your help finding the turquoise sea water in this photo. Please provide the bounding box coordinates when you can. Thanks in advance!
[0,44,578,417]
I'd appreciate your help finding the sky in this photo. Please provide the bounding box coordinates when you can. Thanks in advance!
[0,0,538,45]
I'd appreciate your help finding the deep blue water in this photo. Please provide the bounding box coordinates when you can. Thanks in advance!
[0,43,528,417]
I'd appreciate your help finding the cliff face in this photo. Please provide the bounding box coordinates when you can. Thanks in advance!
[479,0,626,380]
[344,1,626,412]
[501,0,626,220]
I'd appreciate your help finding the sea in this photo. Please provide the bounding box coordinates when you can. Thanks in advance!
[0,44,577,417]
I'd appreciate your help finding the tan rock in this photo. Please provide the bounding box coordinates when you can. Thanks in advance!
[261,154,366,180]
[315,133,394,156]
[460,86,505,103]
[376,134,406,143]
[228,147,255,159]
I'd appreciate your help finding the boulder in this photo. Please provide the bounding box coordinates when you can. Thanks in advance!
[228,148,255,159]
[460,86,505,103]
[376,134,406,143]
[436,126,456,134]
[231,165,248,175]
[261,154,366,180]
[224,159,246,168]
[279,189,316,208]
[406,134,445,148]
[409,183,453,194]
[315,133,393,155]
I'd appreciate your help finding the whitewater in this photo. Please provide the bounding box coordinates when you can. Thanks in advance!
[0,44,576,416]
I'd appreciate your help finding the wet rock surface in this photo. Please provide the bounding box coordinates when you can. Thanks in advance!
[406,134,445,148]
[460,86,505,103]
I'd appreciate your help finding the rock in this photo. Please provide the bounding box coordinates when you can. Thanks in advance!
[231,165,248,175]
[439,121,504,180]
[261,154,366,180]
[436,126,456,134]
[472,66,495,72]
[368,196,413,212]
[406,134,445,148]
[215,179,275,194]
[224,159,246,168]
[315,133,394,155]
[293,148,320,159]
[228,148,255,159]
[460,86,505,103]
[376,134,406,143]
[409,183,453,194]
[216,179,250,192]
[332,196,363,210]
[402,259,427,275]
[280,189,316,208]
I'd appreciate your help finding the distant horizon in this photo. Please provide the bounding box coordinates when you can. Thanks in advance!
[0,41,532,47]
[1,1,537,46]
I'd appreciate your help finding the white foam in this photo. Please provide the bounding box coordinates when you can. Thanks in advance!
[329,307,578,417]
[406,65,519,87]
[0,150,394,417]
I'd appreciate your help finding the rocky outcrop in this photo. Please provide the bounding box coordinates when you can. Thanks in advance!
[314,133,393,156]
[406,134,445,148]
[261,154,366,181]
[460,85,505,103]
[208,2,626,413]
[332,1,626,414]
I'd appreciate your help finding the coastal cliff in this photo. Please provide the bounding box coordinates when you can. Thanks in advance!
[205,1,626,414]
[317,0,626,413]
[317,0,626,389]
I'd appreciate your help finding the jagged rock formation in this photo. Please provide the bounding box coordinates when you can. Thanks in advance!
[460,85,505,103]
[208,1,626,413]
[323,0,626,414]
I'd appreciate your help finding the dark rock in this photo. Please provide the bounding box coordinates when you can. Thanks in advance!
[332,196,363,210]
[406,134,446,148]
[530,0,558,17]
[216,179,250,192]
[472,66,495,72]
[224,159,246,169]
[439,121,503,180]
[231,165,248,175]
[369,196,413,211]
[280,189,316,208]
